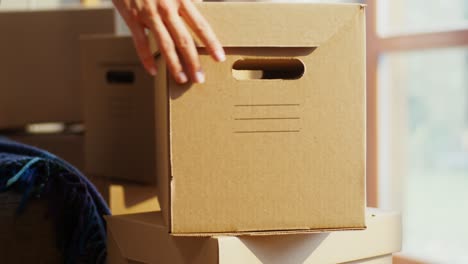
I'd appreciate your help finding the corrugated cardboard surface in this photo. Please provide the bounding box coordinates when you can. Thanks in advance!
[6,132,84,171]
[154,46,171,232]
[91,176,159,215]
[81,35,156,184]
[0,7,115,129]
[106,209,401,264]
[154,3,366,234]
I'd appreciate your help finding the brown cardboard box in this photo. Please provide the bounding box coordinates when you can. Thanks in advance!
[152,3,366,234]
[106,209,401,264]
[6,132,85,171]
[0,7,114,129]
[91,176,159,215]
[81,35,156,184]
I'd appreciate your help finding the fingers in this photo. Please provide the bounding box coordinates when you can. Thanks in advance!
[129,25,158,76]
[180,0,225,63]
[163,10,205,83]
[113,0,157,76]
[147,0,204,84]
[112,0,225,83]
[148,16,189,84]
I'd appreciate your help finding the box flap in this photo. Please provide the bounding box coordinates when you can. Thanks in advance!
[217,209,401,263]
[106,212,219,264]
[150,2,364,52]
[198,3,363,47]
[152,53,171,229]
[107,229,128,264]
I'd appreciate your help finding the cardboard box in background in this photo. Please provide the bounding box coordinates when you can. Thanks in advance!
[6,131,85,171]
[152,3,366,234]
[81,35,156,184]
[0,7,115,129]
[92,176,159,215]
[106,209,401,264]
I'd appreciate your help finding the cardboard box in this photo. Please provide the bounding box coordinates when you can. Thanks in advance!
[81,35,156,184]
[6,132,85,171]
[106,209,401,264]
[0,7,115,129]
[152,3,366,234]
[91,176,160,215]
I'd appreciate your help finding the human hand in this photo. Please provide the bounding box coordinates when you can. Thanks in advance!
[112,0,225,83]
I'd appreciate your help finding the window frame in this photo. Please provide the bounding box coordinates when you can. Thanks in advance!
[365,0,468,263]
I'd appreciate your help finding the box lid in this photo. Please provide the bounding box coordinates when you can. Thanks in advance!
[149,2,365,50]
[106,208,401,263]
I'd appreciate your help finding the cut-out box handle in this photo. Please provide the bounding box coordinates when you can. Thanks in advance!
[106,70,135,84]
[232,58,305,80]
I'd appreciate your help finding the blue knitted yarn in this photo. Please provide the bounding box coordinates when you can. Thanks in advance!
[0,136,110,264]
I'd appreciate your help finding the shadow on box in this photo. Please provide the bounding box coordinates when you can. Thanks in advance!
[241,233,329,263]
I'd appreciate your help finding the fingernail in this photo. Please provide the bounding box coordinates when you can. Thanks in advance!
[149,67,157,76]
[215,50,226,62]
[195,71,205,84]
[177,72,188,83]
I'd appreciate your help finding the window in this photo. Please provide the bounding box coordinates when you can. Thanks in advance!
[0,0,79,9]
[379,48,468,262]
[377,0,468,36]
[367,0,468,263]
[0,0,112,9]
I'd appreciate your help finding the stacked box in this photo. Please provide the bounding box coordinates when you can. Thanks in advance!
[151,2,366,234]
[0,6,115,172]
[0,9,115,262]
[80,35,159,215]
[81,35,156,184]
[0,7,115,129]
[106,208,401,264]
